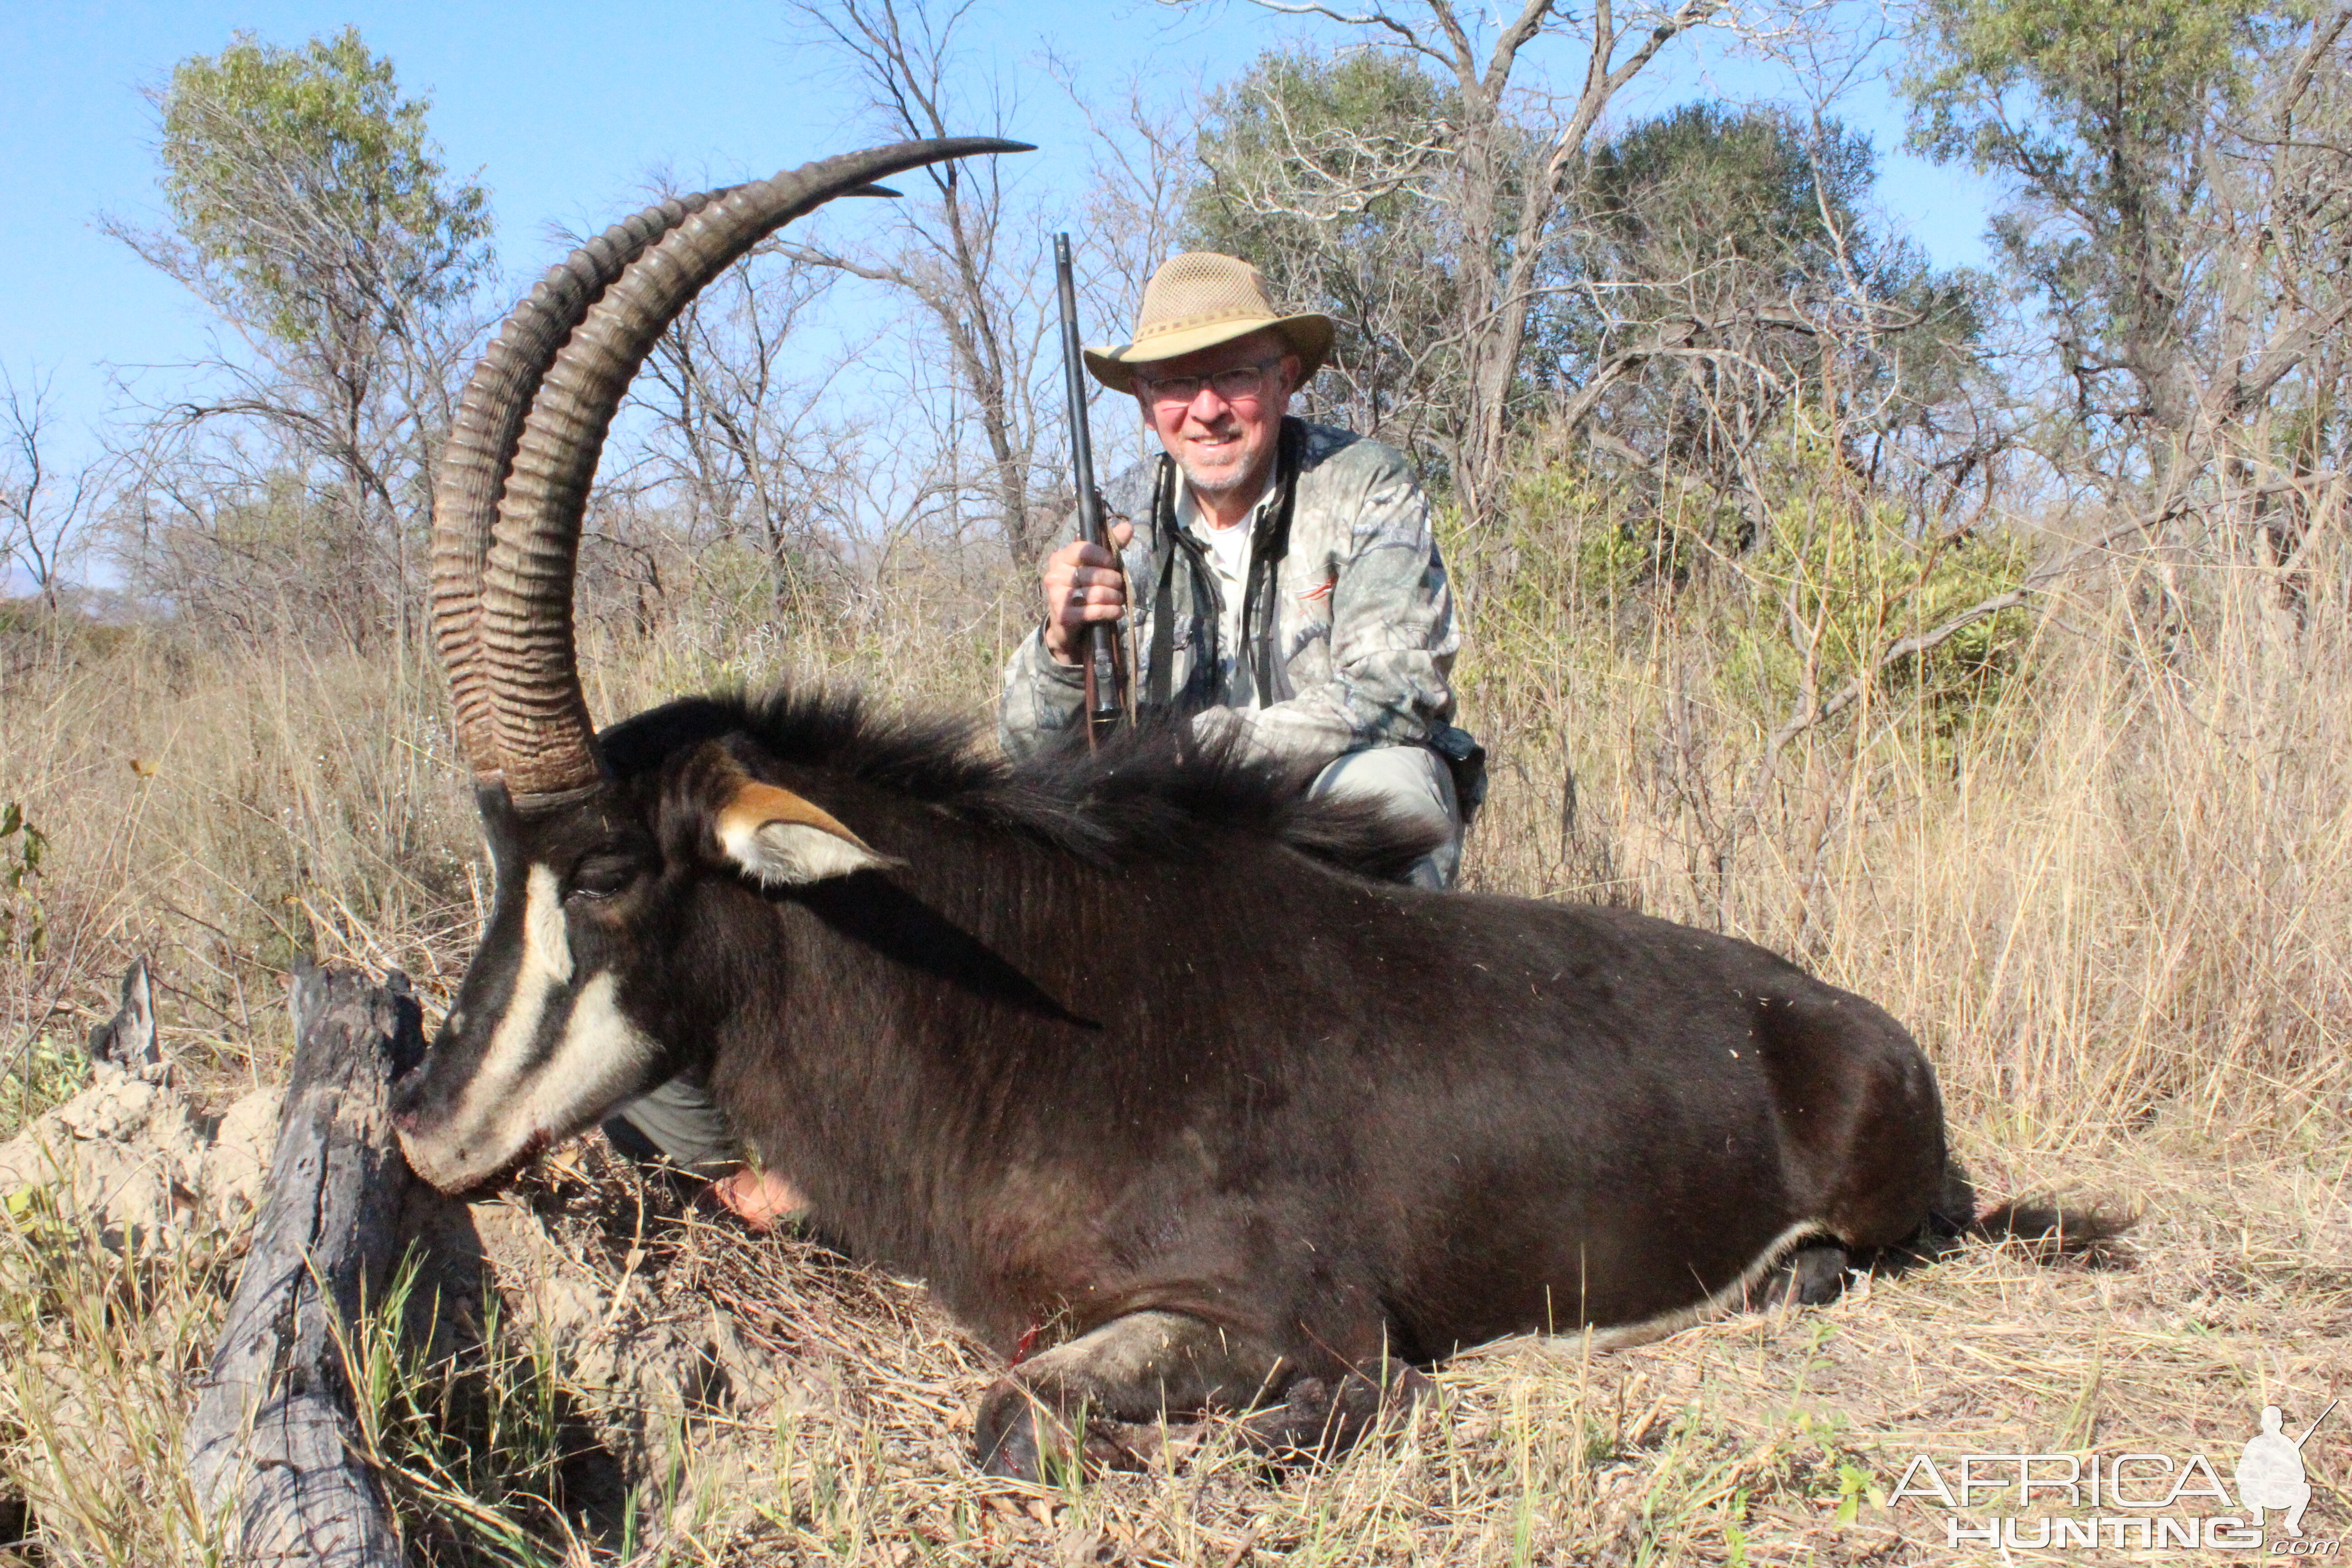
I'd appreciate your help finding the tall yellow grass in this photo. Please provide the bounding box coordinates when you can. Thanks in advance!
[2,493,2344,1150]
[1453,477,2350,1149]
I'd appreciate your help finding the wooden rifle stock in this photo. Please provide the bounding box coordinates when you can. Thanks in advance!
[1054,233,1127,747]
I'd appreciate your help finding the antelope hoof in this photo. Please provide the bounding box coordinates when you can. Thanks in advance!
[974,1381,1077,1482]
[1237,1363,1433,1463]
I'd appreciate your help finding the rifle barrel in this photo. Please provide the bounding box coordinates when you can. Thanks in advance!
[1054,233,1125,744]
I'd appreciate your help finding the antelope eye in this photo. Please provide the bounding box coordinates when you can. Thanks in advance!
[570,854,639,898]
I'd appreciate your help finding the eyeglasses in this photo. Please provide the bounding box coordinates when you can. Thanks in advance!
[1135,357,1285,409]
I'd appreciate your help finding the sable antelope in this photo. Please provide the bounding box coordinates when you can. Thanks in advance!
[395,139,1993,1480]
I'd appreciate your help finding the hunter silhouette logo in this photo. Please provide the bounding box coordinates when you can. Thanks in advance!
[1889,1399,2338,1551]
[2239,1401,2335,1538]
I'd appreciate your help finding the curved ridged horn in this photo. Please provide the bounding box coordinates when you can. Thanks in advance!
[430,188,732,781]
[477,137,1034,804]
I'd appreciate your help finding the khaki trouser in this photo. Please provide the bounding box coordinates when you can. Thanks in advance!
[1305,740,1463,892]
[600,1065,740,1177]
[607,742,1464,1169]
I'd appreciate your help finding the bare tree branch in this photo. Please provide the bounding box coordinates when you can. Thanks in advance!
[0,368,103,611]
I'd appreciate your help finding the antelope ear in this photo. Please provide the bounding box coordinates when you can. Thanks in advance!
[715,781,893,886]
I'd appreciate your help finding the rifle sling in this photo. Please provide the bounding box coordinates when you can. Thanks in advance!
[1147,456,1179,710]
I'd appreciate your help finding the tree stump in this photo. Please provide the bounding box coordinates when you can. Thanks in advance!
[84,953,159,1071]
[187,960,425,1567]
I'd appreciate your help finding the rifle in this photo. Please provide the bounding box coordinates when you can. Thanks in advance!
[1054,233,1128,747]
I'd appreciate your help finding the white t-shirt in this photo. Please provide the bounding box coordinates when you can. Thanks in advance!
[1173,475,1274,701]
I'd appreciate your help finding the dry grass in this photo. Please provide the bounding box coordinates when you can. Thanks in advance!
[1453,485,2352,1147]
[0,489,2346,1563]
[336,1134,2340,1566]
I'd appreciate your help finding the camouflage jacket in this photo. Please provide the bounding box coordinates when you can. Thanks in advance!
[999,418,1459,768]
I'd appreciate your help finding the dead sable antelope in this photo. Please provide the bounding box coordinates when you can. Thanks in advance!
[393,139,2073,1481]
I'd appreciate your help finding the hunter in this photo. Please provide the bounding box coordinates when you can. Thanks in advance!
[609,251,1474,1228]
[1003,249,1473,887]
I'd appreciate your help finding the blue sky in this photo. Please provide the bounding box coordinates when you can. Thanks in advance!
[0,0,2004,494]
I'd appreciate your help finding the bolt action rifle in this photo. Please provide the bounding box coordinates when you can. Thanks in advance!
[1054,233,1128,748]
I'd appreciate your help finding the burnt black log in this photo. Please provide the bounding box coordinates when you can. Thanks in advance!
[187,961,424,1566]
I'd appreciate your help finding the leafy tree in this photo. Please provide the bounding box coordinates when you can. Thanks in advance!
[1166,0,1722,524]
[1585,104,1881,297]
[1559,104,1986,523]
[1187,48,1468,469]
[1182,47,1988,529]
[152,27,491,351]
[1903,0,2352,473]
[106,28,492,642]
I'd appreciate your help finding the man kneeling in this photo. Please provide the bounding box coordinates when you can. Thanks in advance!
[1002,250,1475,887]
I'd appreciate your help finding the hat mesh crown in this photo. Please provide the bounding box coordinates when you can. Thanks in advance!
[1137,252,1281,336]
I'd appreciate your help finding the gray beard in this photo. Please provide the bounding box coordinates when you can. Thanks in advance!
[1176,451,1276,506]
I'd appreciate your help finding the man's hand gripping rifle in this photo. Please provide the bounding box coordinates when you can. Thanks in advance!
[1055,233,1129,747]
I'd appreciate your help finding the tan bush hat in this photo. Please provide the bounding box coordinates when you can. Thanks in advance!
[1084,251,1335,394]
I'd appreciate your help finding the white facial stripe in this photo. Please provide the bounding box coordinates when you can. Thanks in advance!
[464,864,569,1109]
[516,972,660,1145]
[524,862,573,983]
[402,863,580,1187]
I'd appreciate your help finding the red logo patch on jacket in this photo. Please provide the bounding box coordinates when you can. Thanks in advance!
[1298,570,1337,605]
